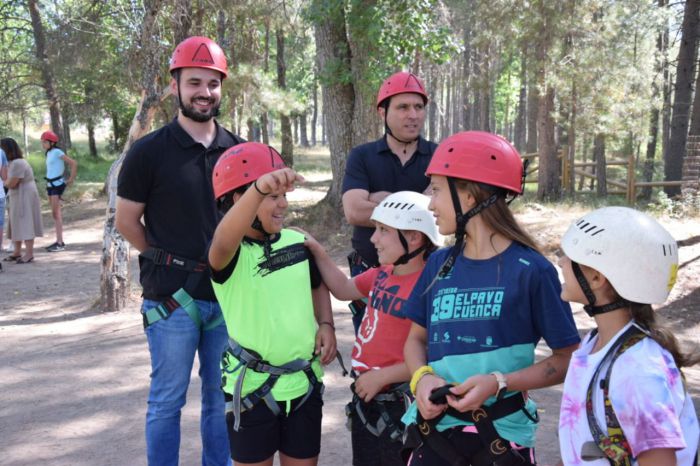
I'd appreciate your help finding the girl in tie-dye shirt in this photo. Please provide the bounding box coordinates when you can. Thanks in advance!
[557,207,699,466]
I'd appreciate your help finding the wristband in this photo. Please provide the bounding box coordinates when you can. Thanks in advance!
[254,180,270,196]
[410,365,434,395]
[318,321,335,330]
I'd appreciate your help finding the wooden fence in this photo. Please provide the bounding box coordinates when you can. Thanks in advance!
[522,147,688,203]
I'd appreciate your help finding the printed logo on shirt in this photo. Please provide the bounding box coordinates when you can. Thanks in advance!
[257,243,308,276]
[457,335,477,344]
[430,287,504,323]
[367,269,407,319]
[481,336,497,348]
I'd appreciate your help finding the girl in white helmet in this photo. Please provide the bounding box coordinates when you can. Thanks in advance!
[303,191,442,466]
[557,206,699,466]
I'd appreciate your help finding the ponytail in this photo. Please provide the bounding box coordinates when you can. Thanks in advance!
[631,303,700,370]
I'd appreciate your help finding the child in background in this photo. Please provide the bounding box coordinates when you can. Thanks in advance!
[208,142,336,466]
[41,130,77,252]
[557,206,699,466]
[303,191,442,466]
[401,131,581,466]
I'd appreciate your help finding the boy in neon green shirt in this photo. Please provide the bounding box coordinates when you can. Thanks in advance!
[209,142,336,466]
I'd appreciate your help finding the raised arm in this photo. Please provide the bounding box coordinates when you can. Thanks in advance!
[209,168,303,271]
[302,230,364,301]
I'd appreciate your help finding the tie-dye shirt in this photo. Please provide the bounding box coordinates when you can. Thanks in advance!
[559,322,699,466]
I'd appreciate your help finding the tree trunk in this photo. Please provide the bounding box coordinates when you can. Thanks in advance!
[276,28,294,166]
[87,118,98,158]
[313,0,354,208]
[578,134,588,191]
[28,0,64,139]
[347,0,380,146]
[246,118,256,142]
[514,50,527,152]
[452,64,461,134]
[428,66,438,141]
[300,112,310,147]
[526,67,538,154]
[311,79,318,146]
[293,115,299,145]
[260,113,269,144]
[461,21,472,131]
[664,0,700,196]
[537,86,558,200]
[535,12,559,200]
[171,0,192,45]
[101,0,165,312]
[62,116,72,149]
[567,81,576,197]
[643,2,667,200]
[594,133,607,196]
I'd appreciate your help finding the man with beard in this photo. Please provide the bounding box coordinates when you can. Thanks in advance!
[116,36,244,466]
[341,71,437,334]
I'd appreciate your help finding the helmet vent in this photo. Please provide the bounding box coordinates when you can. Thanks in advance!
[491,155,497,160]
[662,243,677,256]
[242,159,248,164]
[448,148,454,152]
[575,220,605,236]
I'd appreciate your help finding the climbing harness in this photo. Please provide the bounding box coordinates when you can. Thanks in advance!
[345,378,412,442]
[140,247,223,331]
[223,338,344,431]
[581,325,647,465]
[404,390,537,466]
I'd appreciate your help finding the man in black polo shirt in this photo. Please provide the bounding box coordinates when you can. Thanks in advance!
[116,36,244,466]
[342,71,437,333]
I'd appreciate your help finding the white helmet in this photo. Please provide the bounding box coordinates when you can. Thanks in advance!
[370,191,442,246]
[561,206,678,304]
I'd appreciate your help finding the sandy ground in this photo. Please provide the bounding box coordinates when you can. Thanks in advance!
[0,191,698,466]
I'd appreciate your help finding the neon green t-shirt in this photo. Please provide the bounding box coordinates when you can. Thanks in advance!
[212,229,322,401]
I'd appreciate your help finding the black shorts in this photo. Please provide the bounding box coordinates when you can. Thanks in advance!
[47,183,66,197]
[225,388,324,463]
[350,398,406,466]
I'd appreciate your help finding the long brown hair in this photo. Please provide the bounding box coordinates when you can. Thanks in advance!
[456,179,540,253]
[0,138,23,161]
[631,303,700,370]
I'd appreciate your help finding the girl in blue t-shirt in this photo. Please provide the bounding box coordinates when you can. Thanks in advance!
[401,131,580,466]
[41,130,77,252]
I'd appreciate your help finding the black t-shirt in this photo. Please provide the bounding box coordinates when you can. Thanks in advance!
[341,135,437,265]
[117,118,245,301]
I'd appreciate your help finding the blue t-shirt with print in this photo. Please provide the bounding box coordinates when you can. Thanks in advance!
[45,147,66,185]
[401,242,580,447]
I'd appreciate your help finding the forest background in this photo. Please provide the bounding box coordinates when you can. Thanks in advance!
[2,0,700,309]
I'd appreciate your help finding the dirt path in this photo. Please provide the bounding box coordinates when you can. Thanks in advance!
[0,195,698,466]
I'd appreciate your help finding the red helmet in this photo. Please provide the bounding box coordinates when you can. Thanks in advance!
[41,130,59,143]
[426,131,523,194]
[169,36,228,79]
[213,142,286,200]
[376,71,428,108]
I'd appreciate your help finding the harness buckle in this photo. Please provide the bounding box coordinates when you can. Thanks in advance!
[151,248,168,265]
[490,438,507,455]
[471,407,488,422]
[418,421,431,436]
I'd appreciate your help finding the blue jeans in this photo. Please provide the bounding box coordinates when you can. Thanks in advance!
[142,299,231,466]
